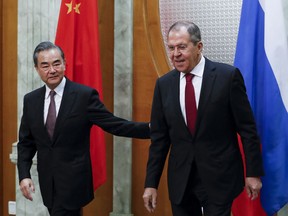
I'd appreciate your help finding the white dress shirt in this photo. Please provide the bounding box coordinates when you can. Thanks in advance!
[179,55,205,124]
[44,77,66,124]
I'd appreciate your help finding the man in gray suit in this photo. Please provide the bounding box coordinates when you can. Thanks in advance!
[17,41,150,216]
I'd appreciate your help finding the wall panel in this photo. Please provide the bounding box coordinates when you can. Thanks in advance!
[132,0,172,215]
[1,1,18,216]
[0,0,3,213]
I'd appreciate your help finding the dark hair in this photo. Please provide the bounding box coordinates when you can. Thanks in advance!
[168,21,201,45]
[33,41,65,66]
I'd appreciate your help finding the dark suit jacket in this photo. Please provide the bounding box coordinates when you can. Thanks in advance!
[145,58,264,204]
[17,78,150,209]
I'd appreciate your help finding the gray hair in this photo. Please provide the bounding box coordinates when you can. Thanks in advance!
[33,41,65,66]
[168,21,202,45]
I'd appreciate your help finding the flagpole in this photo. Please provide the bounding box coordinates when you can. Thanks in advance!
[110,0,134,215]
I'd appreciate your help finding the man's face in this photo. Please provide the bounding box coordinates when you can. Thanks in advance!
[35,48,66,89]
[167,27,203,73]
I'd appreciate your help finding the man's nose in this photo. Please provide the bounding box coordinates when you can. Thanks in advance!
[173,47,181,56]
[49,65,56,73]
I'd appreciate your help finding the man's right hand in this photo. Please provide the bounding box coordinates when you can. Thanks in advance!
[143,187,157,213]
[19,178,35,201]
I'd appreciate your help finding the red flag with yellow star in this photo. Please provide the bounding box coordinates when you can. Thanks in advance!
[55,0,106,190]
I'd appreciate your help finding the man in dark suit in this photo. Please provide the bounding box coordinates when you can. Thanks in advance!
[17,41,150,216]
[143,21,264,216]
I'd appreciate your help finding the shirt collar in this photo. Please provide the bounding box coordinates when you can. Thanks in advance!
[180,55,205,79]
[45,77,66,99]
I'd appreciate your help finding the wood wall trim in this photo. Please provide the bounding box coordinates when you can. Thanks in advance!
[143,0,171,77]
[0,0,3,213]
[1,1,17,216]
[132,0,172,215]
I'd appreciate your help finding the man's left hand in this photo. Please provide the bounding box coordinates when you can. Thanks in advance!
[245,177,262,200]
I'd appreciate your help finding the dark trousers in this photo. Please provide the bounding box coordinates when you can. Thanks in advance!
[48,207,82,216]
[48,180,82,216]
[171,164,232,216]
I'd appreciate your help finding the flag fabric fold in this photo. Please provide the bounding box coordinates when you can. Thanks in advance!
[55,0,106,190]
[232,137,267,216]
[232,0,288,215]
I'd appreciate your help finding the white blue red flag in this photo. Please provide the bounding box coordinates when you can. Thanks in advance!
[233,0,288,215]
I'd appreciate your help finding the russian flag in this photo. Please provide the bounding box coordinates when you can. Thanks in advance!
[233,0,288,215]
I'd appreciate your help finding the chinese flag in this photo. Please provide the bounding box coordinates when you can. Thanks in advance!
[232,136,266,216]
[55,0,106,190]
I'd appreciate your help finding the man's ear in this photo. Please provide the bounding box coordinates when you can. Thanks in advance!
[63,60,66,71]
[198,41,203,53]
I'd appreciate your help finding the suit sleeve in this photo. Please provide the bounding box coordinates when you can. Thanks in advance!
[87,89,150,139]
[17,96,37,182]
[230,68,264,177]
[144,79,171,188]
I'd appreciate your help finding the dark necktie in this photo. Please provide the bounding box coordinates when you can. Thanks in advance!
[46,90,56,139]
[185,73,197,134]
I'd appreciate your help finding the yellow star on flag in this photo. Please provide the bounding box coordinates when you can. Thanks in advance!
[65,1,73,14]
[74,3,81,14]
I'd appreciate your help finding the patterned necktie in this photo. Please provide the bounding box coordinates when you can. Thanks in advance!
[46,90,56,139]
[185,73,197,134]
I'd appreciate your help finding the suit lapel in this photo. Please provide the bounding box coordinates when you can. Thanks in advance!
[37,86,48,133]
[196,58,217,131]
[170,70,191,133]
[31,86,54,144]
[53,79,77,140]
